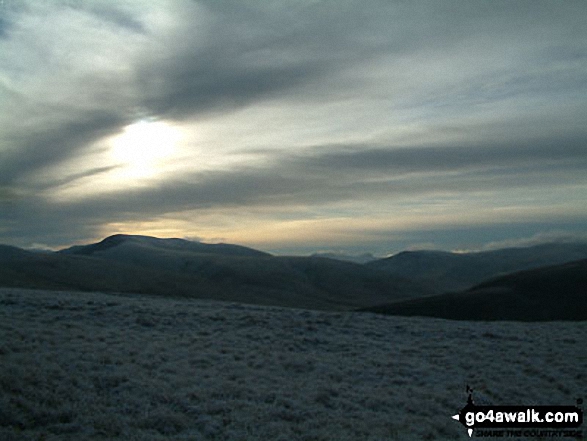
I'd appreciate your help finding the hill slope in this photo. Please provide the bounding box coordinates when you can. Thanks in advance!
[362,259,587,321]
[0,243,223,296]
[367,242,587,292]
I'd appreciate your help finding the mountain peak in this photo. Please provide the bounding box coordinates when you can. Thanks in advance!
[59,234,271,258]
[60,234,131,255]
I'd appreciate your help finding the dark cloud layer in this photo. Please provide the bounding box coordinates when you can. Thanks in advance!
[3,135,585,247]
[294,136,587,175]
[0,112,125,186]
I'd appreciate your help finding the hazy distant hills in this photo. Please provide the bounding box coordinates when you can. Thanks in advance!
[366,242,587,292]
[2,235,586,318]
[0,235,428,311]
[362,259,587,321]
[310,252,377,264]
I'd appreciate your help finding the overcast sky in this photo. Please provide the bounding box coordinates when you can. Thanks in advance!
[1,0,586,255]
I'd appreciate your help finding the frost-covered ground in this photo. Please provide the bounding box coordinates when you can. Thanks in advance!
[0,288,585,440]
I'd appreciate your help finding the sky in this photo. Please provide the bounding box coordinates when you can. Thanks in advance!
[1,0,586,255]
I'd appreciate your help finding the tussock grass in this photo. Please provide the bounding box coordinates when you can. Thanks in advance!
[0,288,585,440]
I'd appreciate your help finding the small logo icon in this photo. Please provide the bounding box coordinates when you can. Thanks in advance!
[452,386,583,438]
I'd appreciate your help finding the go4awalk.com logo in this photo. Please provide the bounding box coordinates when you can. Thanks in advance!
[452,386,583,438]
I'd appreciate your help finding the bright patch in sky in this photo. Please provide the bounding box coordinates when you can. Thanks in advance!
[110,120,182,180]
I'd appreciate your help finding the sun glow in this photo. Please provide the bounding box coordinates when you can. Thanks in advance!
[110,120,182,180]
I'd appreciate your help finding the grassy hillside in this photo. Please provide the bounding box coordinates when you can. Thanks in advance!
[1,287,584,440]
[363,259,587,321]
[0,245,223,297]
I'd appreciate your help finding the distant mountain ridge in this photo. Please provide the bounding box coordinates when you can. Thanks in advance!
[367,242,587,292]
[0,235,429,311]
[310,252,377,264]
[2,235,586,318]
[60,234,270,258]
[362,258,587,321]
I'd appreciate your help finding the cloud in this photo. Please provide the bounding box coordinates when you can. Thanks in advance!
[0,1,149,189]
[482,231,587,251]
[292,135,587,175]
[132,1,373,120]
[0,113,125,186]
[3,116,587,248]
[3,133,584,249]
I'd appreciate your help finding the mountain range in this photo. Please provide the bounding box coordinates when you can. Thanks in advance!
[1,234,586,319]
[366,242,587,292]
[0,234,428,311]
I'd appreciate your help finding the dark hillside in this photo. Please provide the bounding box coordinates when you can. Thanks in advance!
[362,259,587,321]
[367,243,587,292]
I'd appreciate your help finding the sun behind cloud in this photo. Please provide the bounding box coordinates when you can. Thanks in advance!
[109,119,182,180]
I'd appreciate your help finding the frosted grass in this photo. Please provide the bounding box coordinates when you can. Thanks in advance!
[0,288,584,440]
